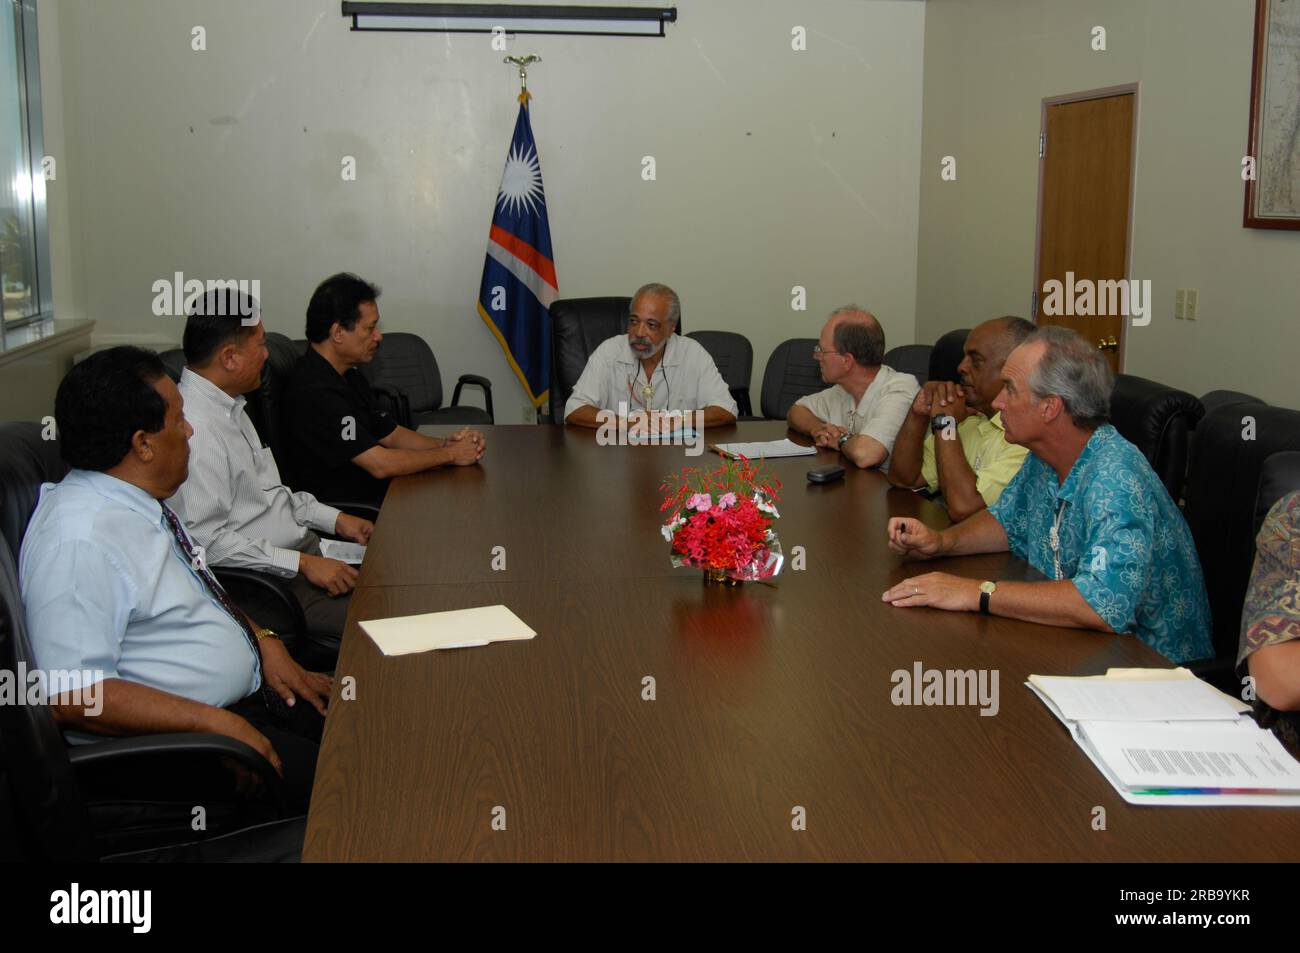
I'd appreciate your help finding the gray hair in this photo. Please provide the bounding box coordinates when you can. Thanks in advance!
[1025,325,1113,429]
[830,305,886,366]
[632,283,681,326]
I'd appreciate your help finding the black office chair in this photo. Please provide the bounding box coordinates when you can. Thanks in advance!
[0,423,296,860]
[759,338,822,421]
[688,330,754,418]
[1183,402,1300,693]
[1255,451,1300,534]
[362,331,493,427]
[548,296,682,423]
[158,348,186,383]
[1109,374,1204,501]
[883,344,931,384]
[928,329,970,383]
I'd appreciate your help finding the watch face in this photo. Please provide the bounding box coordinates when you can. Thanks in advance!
[980,581,996,594]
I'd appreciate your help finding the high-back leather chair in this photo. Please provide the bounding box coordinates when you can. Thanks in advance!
[159,348,186,383]
[928,329,970,383]
[760,338,821,420]
[1255,451,1300,537]
[361,331,493,427]
[1184,402,1300,665]
[258,332,306,478]
[884,344,931,384]
[688,330,754,418]
[0,421,68,563]
[548,297,682,423]
[1109,374,1204,500]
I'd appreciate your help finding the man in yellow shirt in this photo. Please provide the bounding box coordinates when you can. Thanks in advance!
[887,317,1034,520]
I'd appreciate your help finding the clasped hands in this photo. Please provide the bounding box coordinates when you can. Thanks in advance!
[911,380,971,426]
[813,423,849,449]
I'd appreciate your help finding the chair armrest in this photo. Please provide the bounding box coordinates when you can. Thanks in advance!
[213,567,308,637]
[67,732,287,813]
[370,384,413,429]
[452,374,494,424]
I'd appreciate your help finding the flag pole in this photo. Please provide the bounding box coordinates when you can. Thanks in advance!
[504,54,541,105]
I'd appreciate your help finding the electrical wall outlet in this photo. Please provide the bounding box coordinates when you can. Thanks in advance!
[1185,289,1199,321]
[1175,289,1186,320]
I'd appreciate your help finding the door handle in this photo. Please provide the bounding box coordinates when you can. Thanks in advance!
[1096,336,1118,351]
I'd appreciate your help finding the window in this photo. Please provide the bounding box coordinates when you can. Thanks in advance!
[1,0,51,332]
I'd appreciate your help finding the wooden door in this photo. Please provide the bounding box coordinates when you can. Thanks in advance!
[1035,92,1135,372]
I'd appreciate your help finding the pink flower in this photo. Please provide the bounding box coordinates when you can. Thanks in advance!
[687,493,711,512]
[716,492,737,510]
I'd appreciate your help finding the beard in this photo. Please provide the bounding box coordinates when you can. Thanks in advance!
[630,335,667,359]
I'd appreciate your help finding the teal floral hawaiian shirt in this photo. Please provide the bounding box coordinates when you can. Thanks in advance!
[988,424,1212,663]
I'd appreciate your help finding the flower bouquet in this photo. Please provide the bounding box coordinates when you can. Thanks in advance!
[659,456,784,584]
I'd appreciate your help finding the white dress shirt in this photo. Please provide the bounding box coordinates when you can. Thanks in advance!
[169,368,340,577]
[795,365,919,465]
[20,470,261,719]
[563,335,738,421]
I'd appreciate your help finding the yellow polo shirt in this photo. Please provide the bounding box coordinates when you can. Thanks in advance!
[920,412,1028,506]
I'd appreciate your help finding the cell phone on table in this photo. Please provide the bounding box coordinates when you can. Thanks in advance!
[807,464,846,484]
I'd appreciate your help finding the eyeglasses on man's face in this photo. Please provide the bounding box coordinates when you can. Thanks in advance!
[812,344,844,358]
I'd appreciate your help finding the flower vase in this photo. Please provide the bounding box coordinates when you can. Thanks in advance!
[703,568,741,587]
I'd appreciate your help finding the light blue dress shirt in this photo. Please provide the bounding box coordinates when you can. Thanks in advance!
[988,424,1213,664]
[19,470,262,718]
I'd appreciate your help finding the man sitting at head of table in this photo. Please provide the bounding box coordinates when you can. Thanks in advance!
[881,325,1213,665]
[563,283,738,430]
[1238,490,1300,753]
[166,288,373,654]
[886,317,1036,519]
[20,347,331,811]
[786,306,920,469]
[282,273,486,508]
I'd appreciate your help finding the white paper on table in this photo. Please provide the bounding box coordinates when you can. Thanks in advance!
[319,539,367,565]
[1079,719,1300,793]
[714,439,817,460]
[1027,673,1243,723]
[627,427,698,444]
[359,604,537,656]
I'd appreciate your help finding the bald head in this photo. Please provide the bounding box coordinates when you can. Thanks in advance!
[826,305,886,368]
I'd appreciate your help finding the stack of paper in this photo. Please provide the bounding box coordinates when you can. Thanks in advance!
[1028,668,1300,806]
[713,439,816,460]
[359,605,536,656]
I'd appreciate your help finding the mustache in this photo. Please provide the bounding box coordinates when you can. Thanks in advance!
[631,336,652,347]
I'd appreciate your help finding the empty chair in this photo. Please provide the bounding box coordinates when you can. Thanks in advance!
[548,296,681,423]
[362,331,493,427]
[928,328,970,383]
[688,330,754,417]
[883,344,931,385]
[760,338,822,420]
[1200,389,1264,419]
[1109,374,1204,500]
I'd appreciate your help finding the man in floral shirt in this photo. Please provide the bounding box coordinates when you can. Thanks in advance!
[1238,491,1300,752]
[882,326,1212,664]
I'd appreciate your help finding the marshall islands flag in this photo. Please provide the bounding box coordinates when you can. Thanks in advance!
[477,96,558,409]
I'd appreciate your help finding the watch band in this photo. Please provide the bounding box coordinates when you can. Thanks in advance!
[837,431,851,449]
[979,591,991,615]
[931,415,953,435]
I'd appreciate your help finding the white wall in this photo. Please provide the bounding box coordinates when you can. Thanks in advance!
[916,0,1300,406]
[41,0,925,421]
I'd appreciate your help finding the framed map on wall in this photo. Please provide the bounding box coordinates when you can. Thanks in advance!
[1245,0,1300,229]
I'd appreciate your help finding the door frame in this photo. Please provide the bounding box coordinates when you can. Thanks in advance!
[1032,82,1140,373]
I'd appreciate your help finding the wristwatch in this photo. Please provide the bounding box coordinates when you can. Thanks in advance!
[837,431,852,449]
[254,627,281,643]
[931,415,953,435]
[978,581,997,615]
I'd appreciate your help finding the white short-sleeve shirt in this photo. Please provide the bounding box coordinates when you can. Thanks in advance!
[564,335,738,420]
[795,365,919,464]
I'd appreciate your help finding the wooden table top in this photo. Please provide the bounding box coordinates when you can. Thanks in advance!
[303,421,1300,861]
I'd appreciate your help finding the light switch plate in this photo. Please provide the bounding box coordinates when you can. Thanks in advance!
[1186,289,1199,321]
[1175,289,1186,320]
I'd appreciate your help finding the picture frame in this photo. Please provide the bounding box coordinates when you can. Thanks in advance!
[1244,0,1300,230]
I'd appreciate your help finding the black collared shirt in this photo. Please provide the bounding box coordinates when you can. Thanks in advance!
[281,347,398,506]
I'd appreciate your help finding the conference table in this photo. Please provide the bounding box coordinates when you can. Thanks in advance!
[302,421,1300,861]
